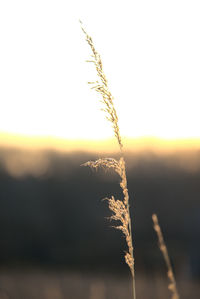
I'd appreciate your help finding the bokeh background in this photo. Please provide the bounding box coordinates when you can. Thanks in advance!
[0,142,199,299]
[0,0,200,298]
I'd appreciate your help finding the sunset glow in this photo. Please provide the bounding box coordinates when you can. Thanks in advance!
[0,1,200,145]
[1,132,200,154]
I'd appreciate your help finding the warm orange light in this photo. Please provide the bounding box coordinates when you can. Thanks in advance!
[1,132,200,154]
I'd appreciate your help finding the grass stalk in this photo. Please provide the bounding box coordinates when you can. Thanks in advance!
[80,21,136,299]
[152,214,180,299]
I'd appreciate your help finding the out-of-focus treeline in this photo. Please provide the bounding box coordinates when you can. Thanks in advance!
[0,146,199,278]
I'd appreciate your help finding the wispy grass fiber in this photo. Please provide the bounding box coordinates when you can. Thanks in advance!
[80,21,136,299]
[152,214,180,299]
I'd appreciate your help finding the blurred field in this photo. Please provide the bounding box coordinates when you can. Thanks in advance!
[0,147,199,298]
[0,268,199,299]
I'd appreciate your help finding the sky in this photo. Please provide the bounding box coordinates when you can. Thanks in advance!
[0,0,200,143]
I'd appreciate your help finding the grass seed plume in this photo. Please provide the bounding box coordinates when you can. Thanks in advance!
[80,21,136,299]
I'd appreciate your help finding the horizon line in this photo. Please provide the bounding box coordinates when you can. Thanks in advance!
[1,132,200,153]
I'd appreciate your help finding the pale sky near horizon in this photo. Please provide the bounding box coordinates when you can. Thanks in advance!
[0,0,200,141]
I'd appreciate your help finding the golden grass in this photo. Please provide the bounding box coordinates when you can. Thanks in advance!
[152,214,180,299]
[80,21,136,299]
[80,20,186,299]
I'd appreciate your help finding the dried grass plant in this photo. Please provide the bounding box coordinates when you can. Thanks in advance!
[80,21,182,299]
[80,21,136,299]
[152,214,180,299]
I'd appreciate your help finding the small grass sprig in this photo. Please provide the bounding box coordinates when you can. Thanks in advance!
[152,214,180,299]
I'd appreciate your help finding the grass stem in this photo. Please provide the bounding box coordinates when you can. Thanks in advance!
[152,214,180,299]
[80,21,136,299]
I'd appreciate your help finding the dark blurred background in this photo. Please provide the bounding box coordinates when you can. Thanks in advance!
[0,146,199,299]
